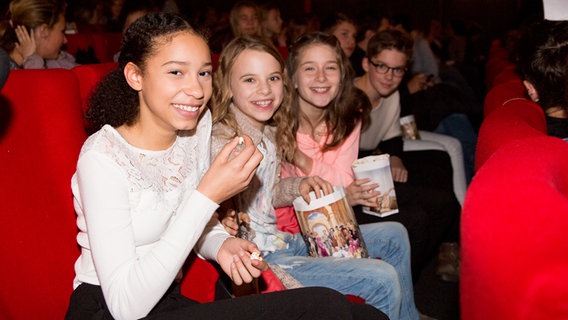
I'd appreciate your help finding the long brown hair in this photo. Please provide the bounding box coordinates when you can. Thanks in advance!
[280,32,369,163]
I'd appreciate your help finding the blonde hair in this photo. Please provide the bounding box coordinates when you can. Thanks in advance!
[0,0,66,53]
[211,35,293,159]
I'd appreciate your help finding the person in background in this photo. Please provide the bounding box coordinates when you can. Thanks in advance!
[209,1,261,54]
[0,48,10,89]
[320,13,357,58]
[260,3,286,47]
[112,0,161,62]
[354,29,461,283]
[517,20,568,140]
[0,0,77,69]
[349,12,390,77]
[392,14,478,184]
[65,12,365,320]
[347,16,469,200]
[116,0,160,32]
[286,15,308,46]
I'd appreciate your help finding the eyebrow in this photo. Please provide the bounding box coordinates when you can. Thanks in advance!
[239,70,282,79]
[300,60,338,66]
[161,61,212,68]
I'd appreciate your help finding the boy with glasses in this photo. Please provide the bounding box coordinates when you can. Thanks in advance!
[354,29,462,285]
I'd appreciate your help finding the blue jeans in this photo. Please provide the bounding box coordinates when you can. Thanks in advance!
[265,222,418,320]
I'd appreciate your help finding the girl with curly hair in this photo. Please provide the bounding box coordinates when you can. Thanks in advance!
[67,12,365,320]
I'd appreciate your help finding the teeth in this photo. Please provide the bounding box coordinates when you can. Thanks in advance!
[173,104,199,112]
[312,87,328,93]
[254,100,272,107]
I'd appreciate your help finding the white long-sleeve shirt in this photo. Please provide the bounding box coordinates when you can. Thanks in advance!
[359,90,403,151]
[71,110,230,320]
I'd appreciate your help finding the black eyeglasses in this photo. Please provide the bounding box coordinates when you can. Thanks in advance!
[368,60,407,77]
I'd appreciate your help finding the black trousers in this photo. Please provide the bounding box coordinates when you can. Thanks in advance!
[355,150,461,280]
[66,282,388,320]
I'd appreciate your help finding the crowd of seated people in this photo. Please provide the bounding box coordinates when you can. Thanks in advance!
[12,0,558,319]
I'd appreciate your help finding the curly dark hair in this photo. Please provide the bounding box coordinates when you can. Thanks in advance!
[86,12,203,133]
[280,32,368,162]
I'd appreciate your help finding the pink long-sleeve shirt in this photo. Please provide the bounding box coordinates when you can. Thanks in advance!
[276,122,361,233]
[281,121,361,186]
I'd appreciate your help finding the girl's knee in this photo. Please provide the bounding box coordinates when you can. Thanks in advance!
[383,221,409,239]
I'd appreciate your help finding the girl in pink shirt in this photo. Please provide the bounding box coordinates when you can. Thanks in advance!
[274,33,419,320]
[276,32,378,232]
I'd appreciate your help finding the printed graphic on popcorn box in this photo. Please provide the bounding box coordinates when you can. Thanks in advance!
[292,186,369,259]
[352,154,399,218]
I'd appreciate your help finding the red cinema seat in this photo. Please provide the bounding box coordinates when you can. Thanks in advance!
[475,99,546,171]
[483,78,525,117]
[0,69,86,319]
[66,33,123,63]
[462,136,568,320]
[72,62,119,116]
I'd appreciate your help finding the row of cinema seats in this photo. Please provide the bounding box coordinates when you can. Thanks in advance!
[0,64,289,319]
[65,32,123,63]
[460,40,568,319]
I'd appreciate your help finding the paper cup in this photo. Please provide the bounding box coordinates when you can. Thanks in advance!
[352,155,399,217]
[400,114,421,140]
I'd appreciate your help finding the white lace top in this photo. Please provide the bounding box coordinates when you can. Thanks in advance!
[71,110,228,320]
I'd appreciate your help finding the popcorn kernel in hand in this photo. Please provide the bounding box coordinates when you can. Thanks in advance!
[250,251,263,261]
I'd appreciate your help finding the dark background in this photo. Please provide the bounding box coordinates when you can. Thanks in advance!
[179,0,544,40]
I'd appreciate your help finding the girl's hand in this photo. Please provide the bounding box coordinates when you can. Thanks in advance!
[346,178,380,206]
[298,176,333,203]
[198,135,263,204]
[220,209,250,236]
[14,25,36,61]
[390,156,408,183]
[220,209,239,236]
[217,238,267,285]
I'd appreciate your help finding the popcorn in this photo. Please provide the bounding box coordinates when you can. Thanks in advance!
[230,136,245,160]
[250,251,263,261]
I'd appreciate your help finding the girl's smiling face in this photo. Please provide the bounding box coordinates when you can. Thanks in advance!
[229,49,284,131]
[130,31,213,134]
[294,44,341,111]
